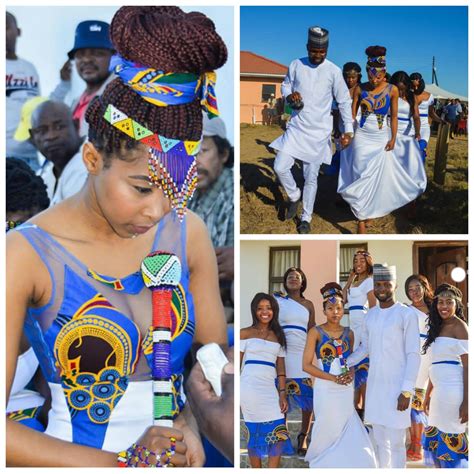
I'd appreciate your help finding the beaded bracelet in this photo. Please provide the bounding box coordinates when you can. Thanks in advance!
[117,437,177,468]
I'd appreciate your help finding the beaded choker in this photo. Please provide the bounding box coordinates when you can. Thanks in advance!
[103,104,200,219]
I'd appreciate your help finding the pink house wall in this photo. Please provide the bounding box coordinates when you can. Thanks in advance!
[240,77,283,124]
[301,240,339,325]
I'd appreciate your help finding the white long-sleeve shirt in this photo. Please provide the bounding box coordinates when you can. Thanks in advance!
[347,301,421,429]
[270,57,353,164]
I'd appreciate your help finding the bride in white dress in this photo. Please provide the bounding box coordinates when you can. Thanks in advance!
[338,46,425,234]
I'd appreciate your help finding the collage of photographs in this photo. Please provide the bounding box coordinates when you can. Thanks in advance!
[3,1,469,470]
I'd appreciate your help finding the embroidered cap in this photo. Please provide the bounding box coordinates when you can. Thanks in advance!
[373,264,397,282]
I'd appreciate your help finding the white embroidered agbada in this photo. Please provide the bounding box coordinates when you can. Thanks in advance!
[347,302,420,429]
[270,57,353,165]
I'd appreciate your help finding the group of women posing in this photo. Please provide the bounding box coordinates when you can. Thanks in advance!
[336,46,444,233]
[240,250,468,468]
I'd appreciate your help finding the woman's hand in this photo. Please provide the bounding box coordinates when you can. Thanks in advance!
[279,392,288,414]
[348,270,356,283]
[415,133,421,141]
[459,399,468,424]
[174,404,206,467]
[385,138,396,151]
[134,426,187,467]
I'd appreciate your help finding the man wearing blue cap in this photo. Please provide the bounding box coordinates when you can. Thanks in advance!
[51,20,115,137]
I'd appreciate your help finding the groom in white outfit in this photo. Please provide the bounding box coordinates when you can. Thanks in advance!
[346,264,420,468]
[271,26,354,233]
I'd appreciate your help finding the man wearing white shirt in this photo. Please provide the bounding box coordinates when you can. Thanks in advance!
[347,264,420,468]
[29,101,87,206]
[271,26,354,233]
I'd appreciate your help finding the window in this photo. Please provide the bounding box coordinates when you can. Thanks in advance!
[262,84,276,102]
[339,243,368,285]
[269,246,300,294]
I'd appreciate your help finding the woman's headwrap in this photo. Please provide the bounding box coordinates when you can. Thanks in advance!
[103,55,221,219]
[322,287,342,304]
[366,54,386,77]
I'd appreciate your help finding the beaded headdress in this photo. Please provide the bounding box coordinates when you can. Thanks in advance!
[105,55,221,219]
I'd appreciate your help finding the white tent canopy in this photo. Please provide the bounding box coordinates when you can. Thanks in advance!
[425,83,468,102]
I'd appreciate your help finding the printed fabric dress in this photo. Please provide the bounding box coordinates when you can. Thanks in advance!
[423,337,468,468]
[12,211,195,450]
[338,84,425,220]
[305,326,377,468]
[346,277,373,389]
[240,338,294,457]
[275,294,313,411]
[409,306,431,425]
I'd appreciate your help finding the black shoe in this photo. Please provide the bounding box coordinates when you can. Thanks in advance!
[286,200,299,220]
[297,220,311,234]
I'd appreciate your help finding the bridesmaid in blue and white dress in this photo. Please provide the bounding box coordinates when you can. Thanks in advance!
[240,293,293,468]
[274,267,315,455]
[338,46,425,234]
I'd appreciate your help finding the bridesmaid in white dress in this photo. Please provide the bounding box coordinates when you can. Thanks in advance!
[410,72,445,145]
[390,71,427,220]
[404,274,435,462]
[240,293,293,468]
[274,267,315,455]
[422,284,468,468]
[342,250,376,415]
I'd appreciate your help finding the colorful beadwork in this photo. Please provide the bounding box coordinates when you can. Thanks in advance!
[141,252,182,427]
[103,103,200,219]
[333,338,349,374]
[117,440,177,468]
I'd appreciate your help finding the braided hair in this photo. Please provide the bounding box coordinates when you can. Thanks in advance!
[422,283,465,354]
[6,158,49,216]
[86,6,228,164]
[250,293,287,349]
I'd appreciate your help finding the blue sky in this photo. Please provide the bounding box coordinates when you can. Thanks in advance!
[241,6,468,97]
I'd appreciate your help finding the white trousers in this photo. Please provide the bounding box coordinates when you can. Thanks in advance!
[372,424,406,468]
[273,151,321,223]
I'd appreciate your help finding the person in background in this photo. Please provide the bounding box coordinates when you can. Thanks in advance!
[188,115,234,322]
[6,158,50,431]
[29,101,87,206]
[50,20,115,137]
[6,11,41,170]
[444,99,459,139]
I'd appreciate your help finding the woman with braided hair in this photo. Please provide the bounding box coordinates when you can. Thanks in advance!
[422,284,468,468]
[7,6,228,467]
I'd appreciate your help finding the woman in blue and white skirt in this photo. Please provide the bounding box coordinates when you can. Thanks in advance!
[274,267,315,455]
[422,284,468,468]
[240,293,293,468]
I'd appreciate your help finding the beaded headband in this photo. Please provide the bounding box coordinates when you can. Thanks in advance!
[111,55,219,118]
[354,250,370,258]
[436,290,462,302]
[322,287,342,304]
[103,104,200,219]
